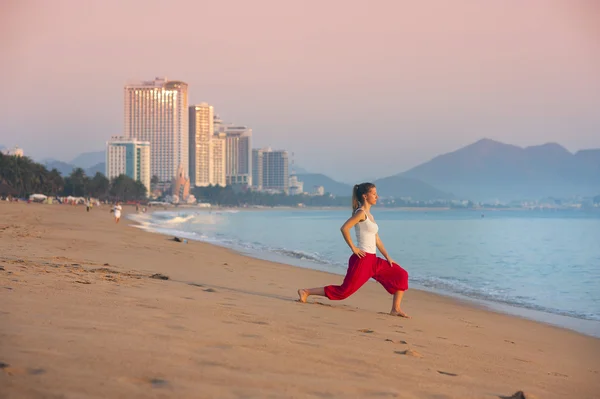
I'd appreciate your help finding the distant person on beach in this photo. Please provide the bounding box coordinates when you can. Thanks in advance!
[298,182,410,317]
[113,202,122,224]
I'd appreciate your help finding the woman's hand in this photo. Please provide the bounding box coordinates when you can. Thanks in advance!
[352,246,366,258]
[386,257,395,267]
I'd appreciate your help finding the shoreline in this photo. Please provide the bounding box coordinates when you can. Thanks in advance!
[2,202,599,398]
[132,206,600,338]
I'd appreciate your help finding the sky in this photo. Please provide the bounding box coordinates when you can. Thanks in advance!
[1,0,599,182]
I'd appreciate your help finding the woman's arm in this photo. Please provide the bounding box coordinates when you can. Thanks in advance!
[340,211,367,258]
[376,234,394,266]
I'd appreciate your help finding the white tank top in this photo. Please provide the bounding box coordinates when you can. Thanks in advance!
[354,208,378,254]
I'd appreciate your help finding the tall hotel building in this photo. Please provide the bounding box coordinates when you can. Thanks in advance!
[252,148,289,194]
[189,103,214,187]
[124,77,188,183]
[212,132,227,187]
[105,136,151,195]
[224,126,252,186]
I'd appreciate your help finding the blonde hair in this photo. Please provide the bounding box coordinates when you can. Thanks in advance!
[352,183,375,213]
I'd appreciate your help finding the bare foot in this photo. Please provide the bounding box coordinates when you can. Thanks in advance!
[297,289,308,303]
[390,309,411,318]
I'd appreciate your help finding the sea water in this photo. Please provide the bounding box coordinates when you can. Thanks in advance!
[130,208,600,337]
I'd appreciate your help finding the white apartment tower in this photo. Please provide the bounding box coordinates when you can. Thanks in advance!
[224,126,252,186]
[252,148,289,194]
[189,103,214,187]
[212,132,227,187]
[106,136,151,195]
[124,77,188,183]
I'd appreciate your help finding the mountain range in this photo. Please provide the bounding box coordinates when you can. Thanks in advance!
[296,173,453,200]
[8,139,600,201]
[41,151,106,178]
[400,139,600,201]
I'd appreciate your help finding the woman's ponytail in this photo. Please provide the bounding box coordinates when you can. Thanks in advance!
[351,182,375,214]
[351,184,360,213]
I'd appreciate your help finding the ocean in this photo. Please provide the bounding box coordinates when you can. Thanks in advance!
[129,207,600,337]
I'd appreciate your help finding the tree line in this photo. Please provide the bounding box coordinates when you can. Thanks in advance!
[0,153,147,201]
[192,185,350,207]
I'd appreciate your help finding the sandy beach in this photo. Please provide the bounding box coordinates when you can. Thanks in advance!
[1,202,599,398]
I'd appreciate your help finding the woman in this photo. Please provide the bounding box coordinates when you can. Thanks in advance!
[297,183,410,317]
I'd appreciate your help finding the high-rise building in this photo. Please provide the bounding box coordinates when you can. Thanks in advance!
[124,77,188,183]
[252,148,289,194]
[224,126,252,186]
[212,132,226,187]
[189,103,214,187]
[106,136,151,195]
[213,114,223,134]
[289,174,304,195]
[252,149,264,191]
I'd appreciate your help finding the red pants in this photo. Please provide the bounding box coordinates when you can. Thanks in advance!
[324,253,409,300]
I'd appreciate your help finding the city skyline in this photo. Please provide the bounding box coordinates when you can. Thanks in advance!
[2,0,599,182]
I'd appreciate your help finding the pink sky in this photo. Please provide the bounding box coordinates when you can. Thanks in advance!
[1,0,599,181]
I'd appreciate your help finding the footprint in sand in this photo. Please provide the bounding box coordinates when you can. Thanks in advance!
[504,339,516,344]
[358,329,375,333]
[150,273,169,280]
[28,368,46,375]
[437,370,458,377]
[203,288,217,293]
[385,339,408,344]
[188,283,203,288]
[149,378,169,388]
[240,333,261,338]
[514,358,532,364]
[395,349,423,358]
[119,376,170,388]
[548,371,568,378]
[453,343,470,348]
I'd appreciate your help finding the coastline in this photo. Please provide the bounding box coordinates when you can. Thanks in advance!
[135,205,600,338]
[1,202,599,398]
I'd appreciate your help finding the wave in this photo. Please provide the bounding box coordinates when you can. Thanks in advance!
[127,210,600,324]
[271,249,330,264]
[412,275,600,322]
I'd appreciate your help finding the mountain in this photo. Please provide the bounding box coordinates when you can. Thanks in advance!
[373,175,453,200]
[41,159,105,178]
[70,151,105,169]
[575,149,600,169]
[43,160,77,176]
[86,162,106,176]
[401,139,600,201]
[290,164,310,174]
[295,173,452,200]
[296,173,352,196]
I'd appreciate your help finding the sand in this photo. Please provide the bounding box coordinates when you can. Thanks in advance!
[1,202,599,398]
